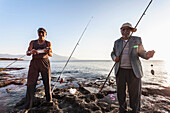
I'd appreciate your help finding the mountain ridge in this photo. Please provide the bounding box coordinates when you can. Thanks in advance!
[0,53,77,61]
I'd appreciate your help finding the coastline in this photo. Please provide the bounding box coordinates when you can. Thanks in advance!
[0,60,169,112]
[10,78,170,113]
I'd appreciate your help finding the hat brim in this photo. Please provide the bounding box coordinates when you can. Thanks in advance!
[121,27,137,32]
[132,28,137,32]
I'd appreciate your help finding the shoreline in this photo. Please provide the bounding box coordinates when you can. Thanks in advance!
[8,78,170,113]
[0,60,169,112]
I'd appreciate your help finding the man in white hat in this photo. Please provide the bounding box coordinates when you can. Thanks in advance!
[111,22,155,112]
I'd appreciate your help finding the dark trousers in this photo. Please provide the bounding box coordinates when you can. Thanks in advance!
[116,68,141,113]
[25,59,52,109]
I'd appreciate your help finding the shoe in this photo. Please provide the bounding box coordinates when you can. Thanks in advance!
[41,101,54,106]
[47,101,54,106]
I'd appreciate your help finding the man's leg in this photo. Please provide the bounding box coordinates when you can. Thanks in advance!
[25,60,39,109]
[127,70,141,113]
[25,83,37,109]
[41,69,52,102]
[116,68,127,113]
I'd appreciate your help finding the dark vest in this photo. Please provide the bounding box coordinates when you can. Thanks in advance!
[32,40,49,59]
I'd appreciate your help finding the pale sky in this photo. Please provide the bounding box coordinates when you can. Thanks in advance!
[0,0,170,61]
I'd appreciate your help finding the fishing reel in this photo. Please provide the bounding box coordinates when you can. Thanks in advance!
[59,78,64,84]
[108,77,115,85]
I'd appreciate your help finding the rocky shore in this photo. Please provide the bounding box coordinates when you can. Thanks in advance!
[1,68,170,113]
[10,78,170,113]
[0,68,26,87]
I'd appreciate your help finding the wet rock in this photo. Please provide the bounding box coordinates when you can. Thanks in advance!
[53,92,67,99]
[89,102,101,111]
[79,86,91,95]
[0,72,9,76]
[97,101,108,108]
[96,93,105,99]
[85,94,97,102]
[15,98,26,107]
[11,78,26,85]
[0,67,25,71]
[0,76,25,87]
[67,77,78,82]
[142,87,170,96]
[0,76,10,80]
[84,87,99,93]
[161,87,170,96]
[94,110,103,113]
[10,80,170,113]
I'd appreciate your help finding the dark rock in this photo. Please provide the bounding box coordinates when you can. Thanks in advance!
[53,92,66,99]
[0,72,9,76]
[90,102,101,111]
[10,81,170,113]
[86,94,96,102]
[142,87,170,96]
[96,93,104,99]
[93,110,103,113]
[0,67,25,71]
[40,101,55,107]
[0,77,25,87]
[79,86,91,95]
[97,102,108,108]
[15,98,26,108]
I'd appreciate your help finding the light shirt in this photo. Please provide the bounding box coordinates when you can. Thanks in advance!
[120,40,132,69]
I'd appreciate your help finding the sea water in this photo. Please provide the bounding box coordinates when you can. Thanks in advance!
[0,60,169,112]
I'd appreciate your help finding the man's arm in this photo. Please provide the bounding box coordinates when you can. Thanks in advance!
[26,40,38,56]
[111,41,119,62]
[45,41,53,57]
[137,37,148,59]
[138,37,155,59]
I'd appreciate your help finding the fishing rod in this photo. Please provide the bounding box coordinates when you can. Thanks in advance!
[99,0,153,93]
[0,55,26,72]
[51,17,93,93]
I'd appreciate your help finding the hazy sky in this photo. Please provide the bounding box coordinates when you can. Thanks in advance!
[0,0,170,61]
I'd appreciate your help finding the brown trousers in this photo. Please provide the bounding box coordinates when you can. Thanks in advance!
[25,58,52,109]
[116,68,141,113]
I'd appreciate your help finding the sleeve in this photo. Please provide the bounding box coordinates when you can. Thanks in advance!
[138,37,148,59]
[111,41,117,61]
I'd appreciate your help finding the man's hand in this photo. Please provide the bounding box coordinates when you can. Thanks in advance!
[31,49,38,55]
[44,47,50,53]
[114,56,119,62]
[146,50,155,59]
[44,47,52,57]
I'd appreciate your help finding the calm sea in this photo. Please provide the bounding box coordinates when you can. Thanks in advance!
[0,60,170,112]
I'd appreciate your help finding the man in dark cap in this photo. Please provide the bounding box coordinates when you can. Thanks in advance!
[111,22,155,113]
[25,27,53,109]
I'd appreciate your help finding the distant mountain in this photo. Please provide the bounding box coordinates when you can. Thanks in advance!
[51,53,77,61]
[0,53,77,61]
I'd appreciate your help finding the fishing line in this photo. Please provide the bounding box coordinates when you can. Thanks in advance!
[99,0,153,93]
[51,17,93,93]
